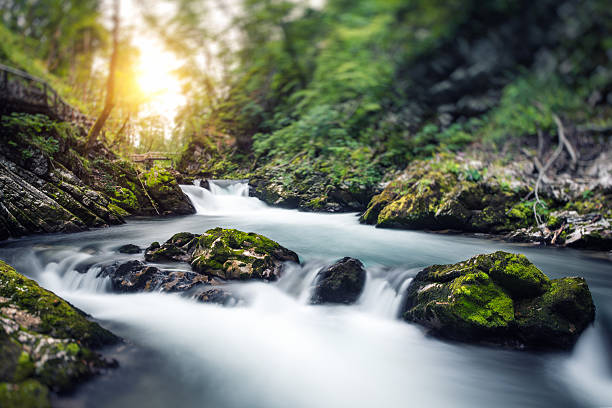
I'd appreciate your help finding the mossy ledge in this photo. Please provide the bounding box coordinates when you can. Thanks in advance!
[0,260,119,407]
[401,251,595,350]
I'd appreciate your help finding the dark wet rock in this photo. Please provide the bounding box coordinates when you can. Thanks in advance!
[96,259,238,305]
[144,232,197,263]
[97,260,213,293]
[310,257,367,305]
[401,251,595,350]
[0,260,118,406]
[117,244,141,254]
[193,287,238,306]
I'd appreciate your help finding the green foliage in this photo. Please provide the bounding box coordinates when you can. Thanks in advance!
[0,0,105,78]
[484,75,585,141]
[0,113,73,156]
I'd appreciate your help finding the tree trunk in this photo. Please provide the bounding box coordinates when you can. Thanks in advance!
[86,0,120,150]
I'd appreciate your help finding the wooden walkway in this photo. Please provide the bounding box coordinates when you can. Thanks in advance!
[129,151,179,168]
[0,63,93,127]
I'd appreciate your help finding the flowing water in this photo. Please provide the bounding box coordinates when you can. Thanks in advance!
[1,180,611,407]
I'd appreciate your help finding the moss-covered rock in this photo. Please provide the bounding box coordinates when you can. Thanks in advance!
[0,261,118,348]
[143,229,299,281]
[142,166,195,215]
[361,148,612,251]
[190,228,299,280]
[0,380,50,408]
[0,260,119,406]
[402,251,595,350]
[361,155,532,233]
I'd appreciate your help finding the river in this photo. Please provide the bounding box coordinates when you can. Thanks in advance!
[0,181,610,407]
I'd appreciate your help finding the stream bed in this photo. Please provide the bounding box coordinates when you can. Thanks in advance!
[0,181,611,407]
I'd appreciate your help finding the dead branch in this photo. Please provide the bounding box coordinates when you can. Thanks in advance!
[551,223,566,245]
[553,114,577,165]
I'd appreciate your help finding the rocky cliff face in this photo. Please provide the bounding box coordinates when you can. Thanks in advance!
[0,113,194,240]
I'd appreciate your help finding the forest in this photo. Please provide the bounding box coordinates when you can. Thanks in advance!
[0,0,611,407]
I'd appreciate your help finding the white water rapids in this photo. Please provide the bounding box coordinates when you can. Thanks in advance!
[0,180,611,407]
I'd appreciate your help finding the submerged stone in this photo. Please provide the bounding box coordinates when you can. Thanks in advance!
[310,257,367,305]
[401,251,595,350]
[117,244,141,254]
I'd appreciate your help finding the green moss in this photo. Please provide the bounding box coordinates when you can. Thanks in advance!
[488,252,550,298]
[143,166,176,194]
[110,187,139,212]
[514,277,596,348]
[107,203,130,217]
[200,228,283,256]
[306,197,326,210]
[0,380,50,408]
[12,353,34,382]
[187,228,297,280]
[169,232,196,246]
[449,273,514,328]
[0,261,118,348]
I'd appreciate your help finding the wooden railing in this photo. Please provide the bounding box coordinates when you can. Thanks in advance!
[129,151,179,162]
[0,63,93,127]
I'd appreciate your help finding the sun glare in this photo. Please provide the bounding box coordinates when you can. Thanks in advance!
[136,40,185,123]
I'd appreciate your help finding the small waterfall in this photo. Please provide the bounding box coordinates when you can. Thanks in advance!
[275,261,414,318]
[180,180,265,215]
[208,179,250,196]
[559,309,612,406]
[357,270,414,318]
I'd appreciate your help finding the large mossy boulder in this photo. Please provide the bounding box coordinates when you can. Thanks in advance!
[401,251,595,350]
[0,260,119,407]
[145,228,299,281]
[190,228,299,280]
[310,257,367,305]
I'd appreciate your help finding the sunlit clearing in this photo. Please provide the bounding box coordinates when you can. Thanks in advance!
[136,41,185,122]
